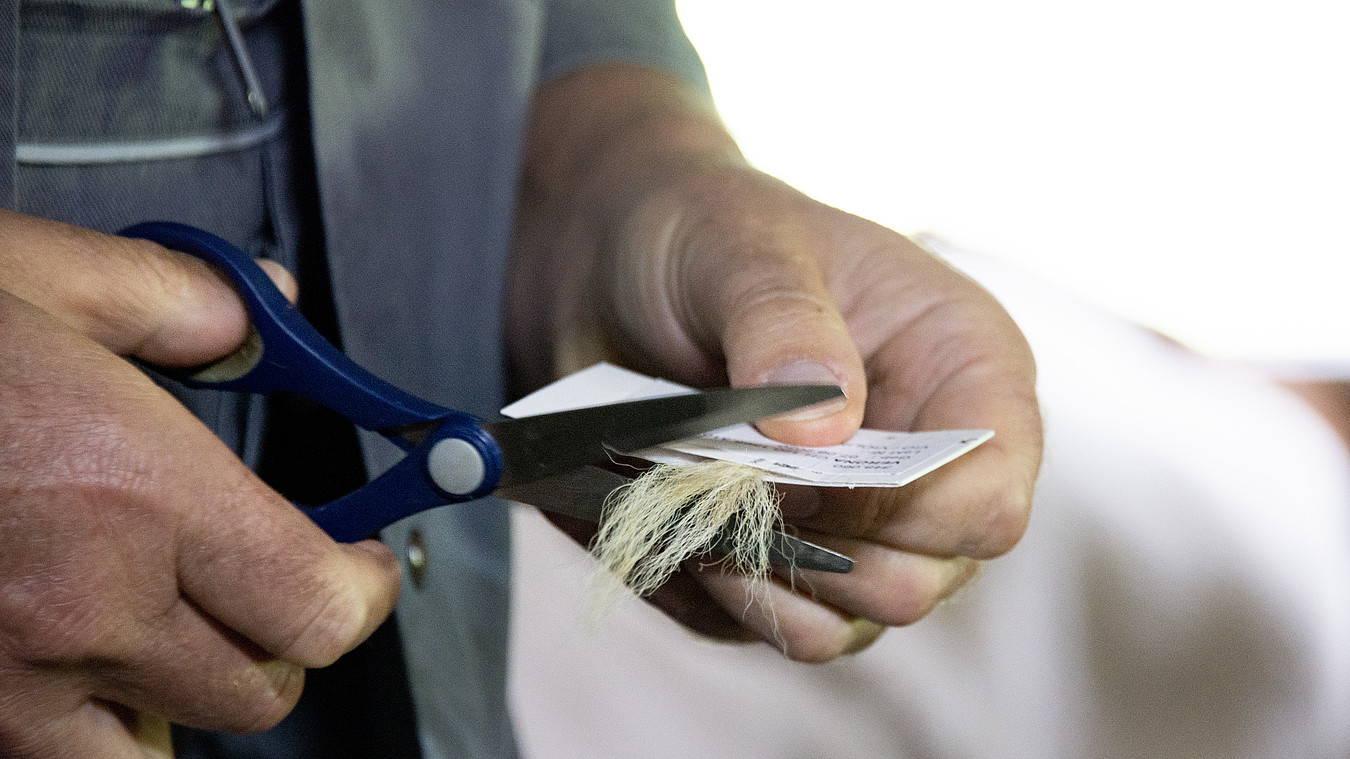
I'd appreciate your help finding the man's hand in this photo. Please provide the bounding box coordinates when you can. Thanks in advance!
[0,210,401,757]
[508,66,1042,661]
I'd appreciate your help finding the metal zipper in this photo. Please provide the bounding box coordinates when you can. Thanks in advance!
[212,0,269,120]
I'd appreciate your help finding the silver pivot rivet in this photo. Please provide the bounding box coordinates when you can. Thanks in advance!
[406,529,428,589]
[426,437,486,496]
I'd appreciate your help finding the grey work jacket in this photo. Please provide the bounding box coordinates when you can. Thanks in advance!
[0,1,706,756]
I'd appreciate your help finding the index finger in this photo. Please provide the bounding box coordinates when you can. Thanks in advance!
[175,467,403,668]
[803,340,1042,560]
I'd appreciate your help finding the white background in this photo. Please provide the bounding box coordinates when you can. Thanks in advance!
[676,0,1349,366]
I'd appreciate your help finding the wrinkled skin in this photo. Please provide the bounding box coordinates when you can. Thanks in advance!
[0,60,1042,759]
[508,66,1042,661]
[0,210,401,757]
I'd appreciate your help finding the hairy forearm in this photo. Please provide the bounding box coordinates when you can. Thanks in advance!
[505,64,742,392]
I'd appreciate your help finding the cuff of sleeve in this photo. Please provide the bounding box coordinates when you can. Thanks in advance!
[540,0,712,95]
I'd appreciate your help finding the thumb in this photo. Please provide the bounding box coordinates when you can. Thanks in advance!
[700,253,862,446]
[0,209,296,367]
[646,187,865,447]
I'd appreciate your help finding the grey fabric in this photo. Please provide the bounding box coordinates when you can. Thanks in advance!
[1,0,15,206]
[300,3,707,756]
[4,0,709,756]
[16,114,284,164]
[11,0,310,466]
[298,4,538,755]
[16,0,285,143]
[541,0,709,89]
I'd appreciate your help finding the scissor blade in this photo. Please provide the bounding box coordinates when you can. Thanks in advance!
[707,529,855,574]
[485,384,842,488]
[497,465,854,574]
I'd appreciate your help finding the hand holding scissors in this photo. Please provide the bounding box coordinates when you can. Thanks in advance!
[120,221,853,572]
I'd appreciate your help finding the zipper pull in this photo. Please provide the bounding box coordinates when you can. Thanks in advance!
[210,0,269,121]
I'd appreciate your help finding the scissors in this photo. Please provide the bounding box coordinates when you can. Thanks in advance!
[120,222,855,574]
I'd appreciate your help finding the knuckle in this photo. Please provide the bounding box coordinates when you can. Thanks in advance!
[1,614,97,668]
[779,634,840,664]
[69,235,162,337]
[0,718,47,759]
[100,235,218,357]
[0,568,117,669]
[726,282,838,339]
[274,583,370,668]
[966,489,1033,559]
[869,571,941,628]
[118,236,183,292]
[872,593,935,629]
[114,239,187,330]
[778,625,860,665]
[227,664,305,734]
[364,542,405,588]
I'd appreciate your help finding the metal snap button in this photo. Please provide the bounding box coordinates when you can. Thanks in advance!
[405,529,428,589]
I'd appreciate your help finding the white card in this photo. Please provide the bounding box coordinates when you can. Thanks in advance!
[501,363,992,488]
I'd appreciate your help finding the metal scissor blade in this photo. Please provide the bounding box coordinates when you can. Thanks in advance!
[707,529,854,574]
[485,384,842,488]
[498,465,854,574]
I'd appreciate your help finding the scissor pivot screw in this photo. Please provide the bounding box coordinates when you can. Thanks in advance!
[426,437,486,496]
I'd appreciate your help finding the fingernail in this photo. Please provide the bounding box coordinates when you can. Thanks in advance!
[938,558,985,606]
[764,361,847,421]
[258,658,304,691]
[841,618,886,656]
[256,258,299,303]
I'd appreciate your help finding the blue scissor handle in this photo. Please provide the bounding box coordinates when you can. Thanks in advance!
[120,221,502,541]
[306,415,503,542]
[121,221,448,432]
